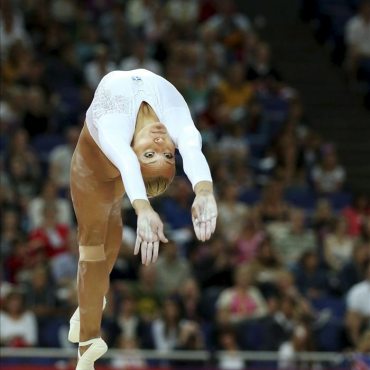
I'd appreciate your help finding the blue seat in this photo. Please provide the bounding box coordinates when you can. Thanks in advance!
[239,188,261,205]
[284,188,316,210]
[236,319,267,351]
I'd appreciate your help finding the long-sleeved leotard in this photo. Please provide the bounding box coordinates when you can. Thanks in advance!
[85,69,212,203]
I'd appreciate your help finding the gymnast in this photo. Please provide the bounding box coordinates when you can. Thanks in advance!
[68,69,217,369]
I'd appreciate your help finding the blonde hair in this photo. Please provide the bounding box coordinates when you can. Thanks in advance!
[144,176,172,198]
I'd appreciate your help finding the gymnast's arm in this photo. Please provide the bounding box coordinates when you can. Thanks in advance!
[164,106,218,241]
[95,115,168,264]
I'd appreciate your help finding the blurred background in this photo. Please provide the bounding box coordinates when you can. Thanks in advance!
[1,0,370,369]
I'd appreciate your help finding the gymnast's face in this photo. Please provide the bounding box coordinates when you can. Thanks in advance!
[132,122,176,175]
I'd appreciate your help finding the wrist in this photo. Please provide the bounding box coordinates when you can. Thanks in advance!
[194,181,213,196]
[133,199,151,214]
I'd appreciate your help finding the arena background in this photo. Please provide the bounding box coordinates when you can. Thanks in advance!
[1,0,370,369]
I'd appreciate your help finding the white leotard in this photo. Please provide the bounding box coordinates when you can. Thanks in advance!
[85,69,212,203]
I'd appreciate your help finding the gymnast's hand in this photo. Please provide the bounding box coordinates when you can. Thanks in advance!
[133,200,168,265]
[192,182,218,242]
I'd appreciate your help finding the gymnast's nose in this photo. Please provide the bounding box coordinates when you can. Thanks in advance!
[154,137,164,144]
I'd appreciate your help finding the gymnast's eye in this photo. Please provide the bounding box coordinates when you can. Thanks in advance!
[164,153,174,159]
[144,152,155,158]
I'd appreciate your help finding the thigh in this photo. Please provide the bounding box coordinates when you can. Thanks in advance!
[70,149,117,246]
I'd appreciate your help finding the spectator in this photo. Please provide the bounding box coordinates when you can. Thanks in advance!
[233,214,265,265]
[84,44,116,90]
[249,236,286,288]
[263,295,296,351]
[324,217,355,272]
[178,278,202,321]
[274,209,316,267]
[192,238,233,289]
[339,240,370,293]
[278,323,315,369]
[217,327,245,370]
[293,251,329,299]
[311,198,336,236]
[22,266,57,322]
[0,290,38,347]
[28,204,70,278]
[111,336,146,369]
[342,193,370,237]
[216,264,267,324]
[28,180,72,229]
[345,0,370,82]
[49,126,79,192]
[345,262,370,346]
[312,150,346,194]
[155,240,191,296]
[117,295,140,341]
[254,179,290,223]
[130,264,161,322]
[120,39,162,75]
[152,297,182,351]
[217,182,249,243]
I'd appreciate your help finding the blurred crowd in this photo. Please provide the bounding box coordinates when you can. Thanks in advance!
[299,0,370,109]
[1,0,370,369]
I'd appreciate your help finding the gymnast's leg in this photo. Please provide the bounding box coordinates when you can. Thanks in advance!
[70,152,115,367]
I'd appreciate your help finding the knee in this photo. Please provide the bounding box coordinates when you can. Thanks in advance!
[79,245,106,262]
[78,224,106,246]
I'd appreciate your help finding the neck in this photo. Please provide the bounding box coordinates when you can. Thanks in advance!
[135,102,159,133]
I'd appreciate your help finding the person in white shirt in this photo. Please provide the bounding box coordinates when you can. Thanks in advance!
[68,69,217,369]
[345,262,370,346]
[345,0,370,77]
[0,290,37,347]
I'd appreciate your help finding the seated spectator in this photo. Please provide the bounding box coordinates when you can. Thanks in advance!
[324,217,355,272]
[345,0,370,82]
[84,44,116,90]
[311,199,336,236]
[217,182,249,243]
[130,264,161,322]
[111,336,146,369]
[249,236,286,288]
[312,150,346,194]
[192,238,233,289]
[216,264,267,324]
[263,295,296,351]
[217,327,245,370]
[176,320,205,351]
[117,295,140,341]
[120,39,162,75]
[254,179,290,224]
[155,240,191,296]
[152,297,182,351]
[345,262,370,347]
[4,237,29,284]
[0,210,24,261]
[293,251,329,299]
[218,124,249,164]
[28,203,71,278]
[178,278,202,321]
[233,214,265,265]
[359,216,370,243]
[274,209,316,267]
[49,126,79,192]
[278,323,315,369]
[22,266,57,322]
[339,240,370,293]
[216,62,254,118]
[247,42,281,83]
[0,290,37,347]
[342,194,370,237]
[28,180,72,229]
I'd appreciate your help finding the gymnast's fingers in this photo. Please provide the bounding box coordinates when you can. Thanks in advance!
[200,220,206,242]
[211,216,217,233]
[157,223,168,244]
[141,241,148,264]
[152,241,159,263]
[134,236,141,255]
[205,220,212,240]
[146,242,153,265]
[192,216,201,240]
